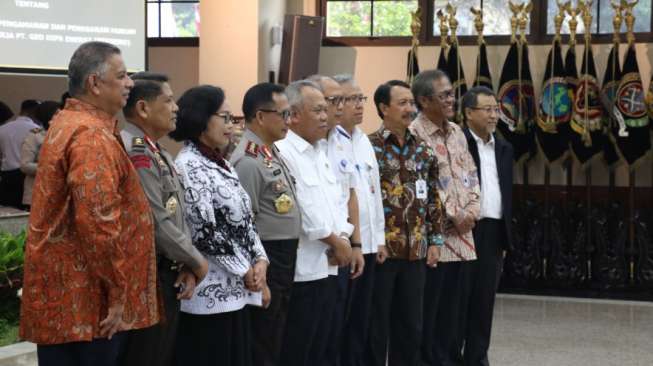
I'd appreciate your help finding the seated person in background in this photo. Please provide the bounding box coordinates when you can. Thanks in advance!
[20,101,60,209]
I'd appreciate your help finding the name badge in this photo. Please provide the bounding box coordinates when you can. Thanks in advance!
[416,179,427,200]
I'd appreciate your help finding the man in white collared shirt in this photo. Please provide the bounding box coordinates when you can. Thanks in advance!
[277,80,353,366]
[461,86,514,366]
[309,74,366,366]
[329,74,385,366]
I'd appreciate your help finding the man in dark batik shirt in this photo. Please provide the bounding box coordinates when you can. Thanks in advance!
[366,80,445,366]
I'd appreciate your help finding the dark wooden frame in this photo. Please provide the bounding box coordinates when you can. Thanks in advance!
[318,0,653,46]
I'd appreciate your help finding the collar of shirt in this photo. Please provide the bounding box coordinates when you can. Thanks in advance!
[286,129,317,154]
[64,98,118,132]
[379,125,415,145]
[469,129,495,148]
[414,112,453,138]
[123,121,161,152]
[243,128,265,147]
[335,125,352,140]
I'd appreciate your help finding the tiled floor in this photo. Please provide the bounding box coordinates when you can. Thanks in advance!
[4,294,652,366]
[489,294,653,366]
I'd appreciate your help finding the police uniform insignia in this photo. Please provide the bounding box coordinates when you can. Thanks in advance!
[273,169,282,176]
[130,154,151,169]
[261,145,274,168]
[272,180,285,193]
[153,151,167,170]
[274,193,293,214]
[165,196,178,214]
[30,127,42,133]
[133,137,145,146]
[245,141,259,157]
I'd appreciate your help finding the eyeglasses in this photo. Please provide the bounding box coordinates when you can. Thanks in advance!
[428,91,455,101]
[215,112,236,124]
[344,95,368,105]
[259,108,292,120]
[325,96,345,106]
[470,106,500,114]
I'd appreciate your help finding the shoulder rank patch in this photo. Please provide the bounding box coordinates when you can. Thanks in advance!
[130,154,151,169]
[245,141,259,157]
[133,137,146,146]
[30,127,42,133]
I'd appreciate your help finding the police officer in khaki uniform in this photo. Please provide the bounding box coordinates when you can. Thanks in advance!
[119,72,209,366]
[230,83,301,366]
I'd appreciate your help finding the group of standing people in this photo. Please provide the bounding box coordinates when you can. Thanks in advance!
[19,41,513,366]
[0,98,61,209]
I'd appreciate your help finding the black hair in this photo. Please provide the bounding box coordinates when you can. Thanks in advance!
[20,99,40,114]
[411,69,449,111]
[60,92,70,109]
[169,85,225,142]
[34,101,61,130]
[123,72,170,118]
[242,83,286,123]
[461,86,496,123]
[0,101,13,125]
[373,80,411,119]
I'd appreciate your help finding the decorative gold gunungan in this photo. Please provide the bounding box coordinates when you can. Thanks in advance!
[508,1,523,43]
[437,8,449,49]
[610,0,624,44]
[554,1,568,40]
[622,0,639,45]
[470,6,484,45]
[565,1,580,47]
[446,2,459,44]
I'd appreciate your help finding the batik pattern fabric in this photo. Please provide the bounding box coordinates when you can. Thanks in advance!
[175,142,268,314]
[20,98,158,344]
[368,126,444,261]
[410,114,480,262]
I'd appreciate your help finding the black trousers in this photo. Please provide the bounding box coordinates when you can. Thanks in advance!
[422,260,472,366]
[0,169,24,209]
[36,333,126,366]
[121,258,180,366]
[250,238,298,366]
[280,276,338,366]
[367,258,426,366]
[324,265,350,366]
[175,309,251,366]
[340,253,376,366]
[462,219,505,366]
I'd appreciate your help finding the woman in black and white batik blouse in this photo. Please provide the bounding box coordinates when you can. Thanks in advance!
[170,85,269,366]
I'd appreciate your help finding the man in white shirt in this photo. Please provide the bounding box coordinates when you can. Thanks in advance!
[308,74,364,366]
[0,99,40,208]
[277,80,353,366]
[332,74,385,366]
[461,86,514,366]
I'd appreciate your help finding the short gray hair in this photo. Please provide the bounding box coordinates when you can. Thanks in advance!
[68,41,122,97]
[285,80,322,109]
[333,74,356,87]
[306,74,328,92]
[412,69,449,111]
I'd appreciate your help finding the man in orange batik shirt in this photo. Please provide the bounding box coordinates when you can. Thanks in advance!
[19,41,159,366]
